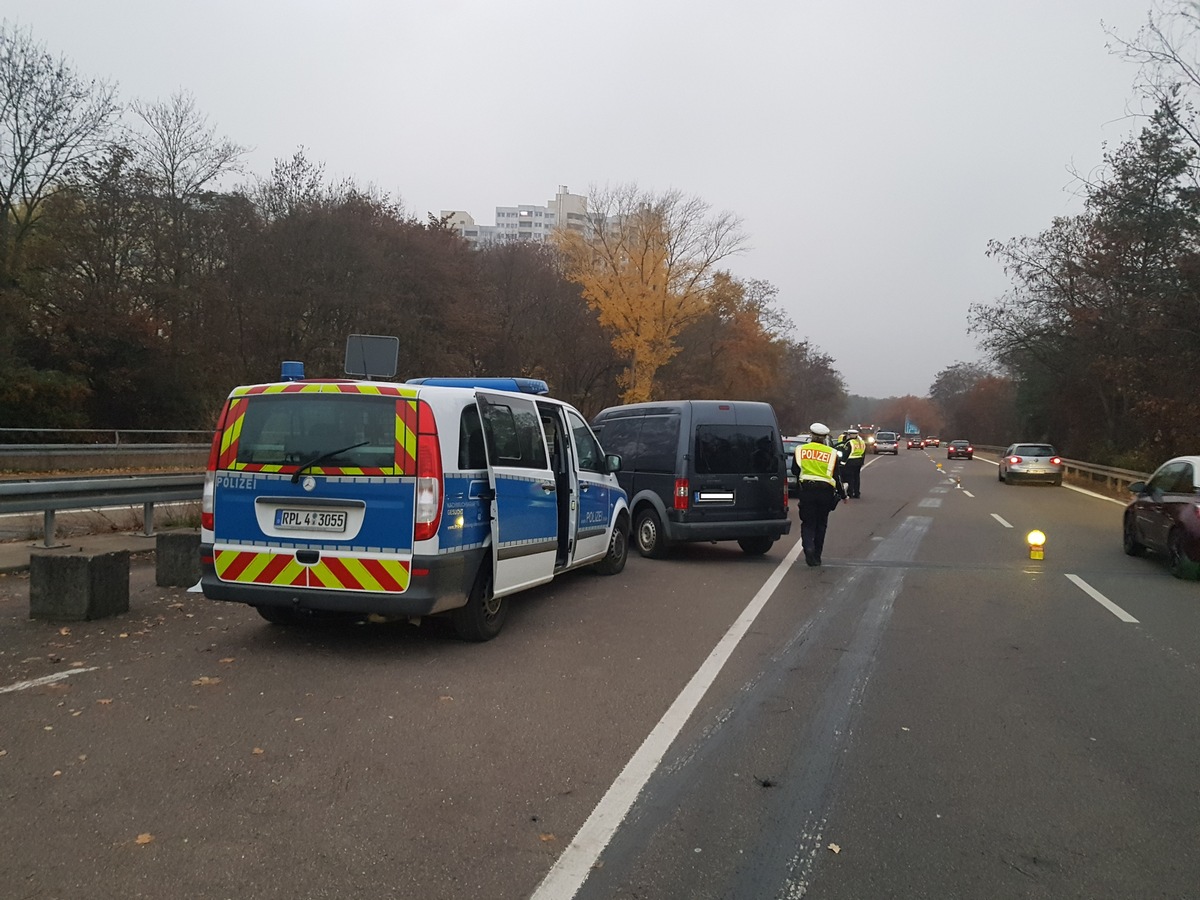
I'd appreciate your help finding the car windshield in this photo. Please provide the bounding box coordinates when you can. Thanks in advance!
[878,433,896,440]
[1014,444,1056,456]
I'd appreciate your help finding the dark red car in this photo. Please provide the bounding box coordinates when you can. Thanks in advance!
[946,440,973,459]
[1123,455,1200,579]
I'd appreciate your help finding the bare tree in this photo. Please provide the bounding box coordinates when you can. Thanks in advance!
[130,90,245,202]
[0,21,121,284]
[1106,1,1200,152]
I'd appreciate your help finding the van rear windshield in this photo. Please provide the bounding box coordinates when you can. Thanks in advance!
[694,425,778,475]
[233,394,398,470]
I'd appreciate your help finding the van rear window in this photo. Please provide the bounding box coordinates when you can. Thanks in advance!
[694,425,778,475]
[233,394,398,470]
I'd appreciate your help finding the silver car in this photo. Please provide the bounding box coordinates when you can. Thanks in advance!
[998,443,1063,486]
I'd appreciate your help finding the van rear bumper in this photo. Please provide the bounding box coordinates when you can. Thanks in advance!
[199,544,481,618]
[665,517,791,543]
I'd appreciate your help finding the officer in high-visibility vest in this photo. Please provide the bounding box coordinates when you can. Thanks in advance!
[842,427,867,499]
[793,422,846,567]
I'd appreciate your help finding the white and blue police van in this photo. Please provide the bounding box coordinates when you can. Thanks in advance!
[200,337,629,641]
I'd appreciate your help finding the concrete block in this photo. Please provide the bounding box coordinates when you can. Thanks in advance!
[156,529,201,587]
[30,550,130,621]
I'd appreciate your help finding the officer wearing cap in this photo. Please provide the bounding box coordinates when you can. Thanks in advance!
[793,423,846,567]
[841,428,867,499]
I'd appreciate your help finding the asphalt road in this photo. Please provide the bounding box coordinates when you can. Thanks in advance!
[1,448,1197,900]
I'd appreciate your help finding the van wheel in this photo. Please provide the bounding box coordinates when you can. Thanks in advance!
[594,517,629,575]
[452,564,506,641]
[635,508,670,559]
[256,605,305,626]
[1167,529,1200,580]
[738,536,774,556]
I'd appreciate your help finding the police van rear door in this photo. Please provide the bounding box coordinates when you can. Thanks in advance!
[476,392,558,596]
[209,384,416,596]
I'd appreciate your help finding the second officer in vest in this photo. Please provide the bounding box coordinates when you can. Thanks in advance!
[793,423,846,567]
[841,428,867,499]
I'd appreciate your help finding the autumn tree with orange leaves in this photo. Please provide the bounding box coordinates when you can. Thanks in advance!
[553,184,746,403]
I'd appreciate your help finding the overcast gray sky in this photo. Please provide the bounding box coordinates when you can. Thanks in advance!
[9,1,1154,398]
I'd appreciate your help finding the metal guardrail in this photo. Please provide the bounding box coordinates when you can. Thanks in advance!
[0,443,209,473]
[0,473,205,548]
[0,428,210,444]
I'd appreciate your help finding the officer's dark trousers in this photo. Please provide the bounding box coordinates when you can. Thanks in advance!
[797,481,837,561]
[844,460,863,498]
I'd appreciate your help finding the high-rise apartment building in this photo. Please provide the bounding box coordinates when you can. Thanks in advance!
[441,185,588,246]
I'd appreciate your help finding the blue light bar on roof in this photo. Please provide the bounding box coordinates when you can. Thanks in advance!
[406,376,550,395]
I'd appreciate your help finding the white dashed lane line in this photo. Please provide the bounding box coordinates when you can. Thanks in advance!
[991,513,1013,528]
[1066,574,1139,623]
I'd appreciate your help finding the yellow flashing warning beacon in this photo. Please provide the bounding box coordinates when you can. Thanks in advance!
[1027,530,1046,560]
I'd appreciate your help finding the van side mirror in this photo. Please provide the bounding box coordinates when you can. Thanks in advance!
[1127,481,1145,495]
[605,453,622,474]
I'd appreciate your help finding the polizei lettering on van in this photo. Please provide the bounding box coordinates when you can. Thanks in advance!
[200,375,630,641]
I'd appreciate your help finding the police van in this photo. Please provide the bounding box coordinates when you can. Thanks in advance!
[200,338,629,641]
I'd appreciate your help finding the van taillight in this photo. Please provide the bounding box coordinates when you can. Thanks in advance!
[202,400,231,531]
[674,479,689,510]
[414,399,443,542]
[201,471,215,531]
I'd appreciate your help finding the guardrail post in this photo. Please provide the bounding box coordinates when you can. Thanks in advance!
[142,501,155,537]
[40,509,66,549]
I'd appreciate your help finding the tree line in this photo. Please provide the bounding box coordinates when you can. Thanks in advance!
[0,22,846,440]
[909,2,1200,470]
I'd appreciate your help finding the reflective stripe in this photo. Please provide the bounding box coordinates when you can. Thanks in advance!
[796,443,838,486]
[214,549,411,593]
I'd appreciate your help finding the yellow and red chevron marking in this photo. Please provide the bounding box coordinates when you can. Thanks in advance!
[216,384,423,476]
[215,548,308,587]
[308,555,410,592]
[231,382,419,398]
[214,549,410,593]
[217,398,247,470]
[396,398,418,474]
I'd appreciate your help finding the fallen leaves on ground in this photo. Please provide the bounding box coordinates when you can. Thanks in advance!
[828,843,841,854]
[135,833,154,845]
[191,676,221,686]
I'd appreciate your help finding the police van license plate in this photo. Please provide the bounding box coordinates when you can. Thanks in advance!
[275,509,347,532]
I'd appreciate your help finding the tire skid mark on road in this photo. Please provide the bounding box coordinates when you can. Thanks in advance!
[530,535,807,900]
[769,517,929,900]
[543,516,932,900]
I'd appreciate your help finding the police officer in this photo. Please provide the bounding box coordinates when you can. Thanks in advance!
[793,423,846,567]
[842,428,867,499]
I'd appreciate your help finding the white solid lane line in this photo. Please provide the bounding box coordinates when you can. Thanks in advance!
[991,513,1013,528]
[0,667,98,694]
[1066,574,1139,623]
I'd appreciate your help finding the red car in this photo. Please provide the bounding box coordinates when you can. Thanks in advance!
[906,436,924,449]
[1123,455,1200,579]
[946,440,973,459]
